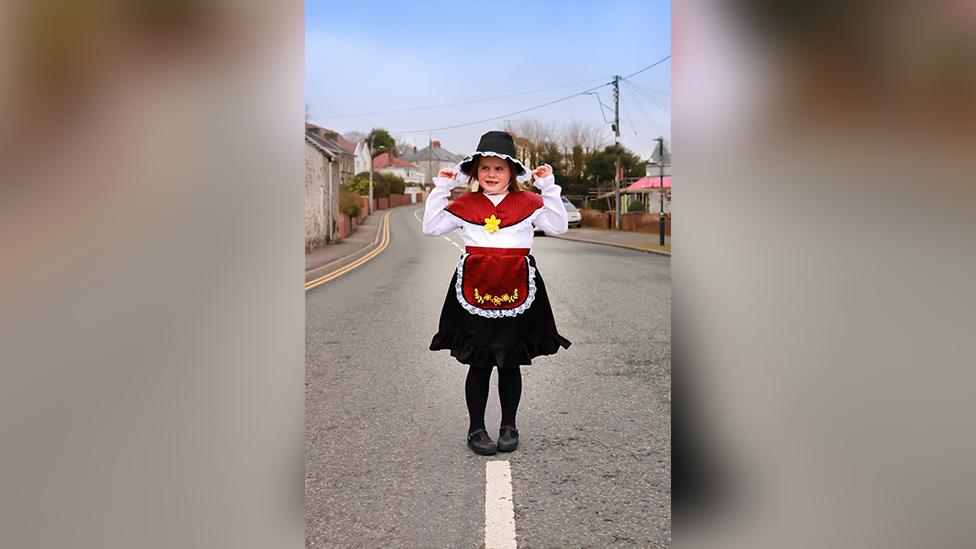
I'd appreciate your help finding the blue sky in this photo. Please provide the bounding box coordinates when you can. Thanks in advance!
[306,0,670,158]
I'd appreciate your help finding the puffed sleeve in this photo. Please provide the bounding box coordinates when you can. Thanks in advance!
[422,177,464,236]
[530,174,569,235]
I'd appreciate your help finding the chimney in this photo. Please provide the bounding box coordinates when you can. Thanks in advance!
[432,140,441,149]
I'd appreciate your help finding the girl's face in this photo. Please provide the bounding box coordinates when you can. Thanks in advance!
[476,156,512,194]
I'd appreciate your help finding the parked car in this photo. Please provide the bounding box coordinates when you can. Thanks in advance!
[536,197,582,235]
[563,197,582,228]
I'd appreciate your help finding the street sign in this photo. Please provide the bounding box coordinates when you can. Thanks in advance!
[651,140,670,165]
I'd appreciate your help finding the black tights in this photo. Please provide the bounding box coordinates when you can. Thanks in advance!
[465,365,522,434]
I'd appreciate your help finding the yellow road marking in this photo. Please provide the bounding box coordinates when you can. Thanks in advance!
[305,210,391,292]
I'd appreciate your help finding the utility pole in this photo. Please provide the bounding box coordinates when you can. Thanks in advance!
[613,75,622,230]
[326,157,334,243]
[656,137,666,246]
[368,137,374,213]
[428,133,433,195]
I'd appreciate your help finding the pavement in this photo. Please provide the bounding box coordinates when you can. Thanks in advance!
[549,226,671,255]
[305,211,386,283]
[307,212,670,282]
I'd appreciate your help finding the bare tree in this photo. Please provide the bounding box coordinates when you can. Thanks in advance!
[394,137,416,156]
[343,130,367,144]
[562,120,607,154]
[558,120,608,185]
[504,119,557,147]
[503,119,559,168]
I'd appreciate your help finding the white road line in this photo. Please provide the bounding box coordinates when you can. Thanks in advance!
[485,461,517,549]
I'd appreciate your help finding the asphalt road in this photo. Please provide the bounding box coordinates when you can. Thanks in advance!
[306,204,671,548]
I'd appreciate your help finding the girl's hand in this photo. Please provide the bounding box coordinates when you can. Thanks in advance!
[532,164,553,180]
[437,168,456,179]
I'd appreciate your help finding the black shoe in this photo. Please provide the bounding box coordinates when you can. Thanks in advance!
[497,425,519,452]
[467,428,497,455]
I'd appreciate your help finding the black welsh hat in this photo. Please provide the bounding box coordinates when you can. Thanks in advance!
[455,131,532,184]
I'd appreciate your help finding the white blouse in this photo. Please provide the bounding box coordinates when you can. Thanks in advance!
[421,174,569,249]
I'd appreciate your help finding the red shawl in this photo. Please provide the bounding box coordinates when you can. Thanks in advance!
[446,191,544,229]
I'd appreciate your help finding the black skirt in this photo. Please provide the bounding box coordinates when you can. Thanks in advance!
[429,254,571,369]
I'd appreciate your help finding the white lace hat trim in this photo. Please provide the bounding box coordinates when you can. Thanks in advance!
[454,253,537,318]
[454,151,533,184]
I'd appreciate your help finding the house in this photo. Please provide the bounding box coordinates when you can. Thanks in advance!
[305,124,356,187]
[305,134,340,251]
[372,152,425,185]
[510,134,534,167]
[352,141,371,176]
[303,124,370,176]
[373,152,428,203]
[625,175,672,214]
[401,140,463,188]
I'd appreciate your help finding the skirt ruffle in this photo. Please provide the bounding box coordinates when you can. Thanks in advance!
[429,255,571,369]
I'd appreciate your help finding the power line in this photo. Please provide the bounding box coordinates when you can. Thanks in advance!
[622,55,671,79]
[623,79,669,107]
[358,56,669,135]
[623,83,671,115]
[626,85,667,137]
[626,84,671,112]
[632,86,672,113]
[623,79,671,113]
[619,92,645,157]
[583,91,613,123]
[622,78,671,100]
[623,84,668,141]
[396,81,613,134]
[310,75,611,121]
[625,85,664,139]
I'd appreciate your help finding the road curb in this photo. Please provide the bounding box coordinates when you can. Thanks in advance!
[304,203,417,281]
[305,215,385,280]
[304,210,392,291]
[550,234,671,256]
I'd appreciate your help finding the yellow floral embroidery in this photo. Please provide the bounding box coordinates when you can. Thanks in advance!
[483,215,501,234]
[473,288,519,306]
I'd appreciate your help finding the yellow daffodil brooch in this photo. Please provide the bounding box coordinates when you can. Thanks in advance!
[483,215,501,234]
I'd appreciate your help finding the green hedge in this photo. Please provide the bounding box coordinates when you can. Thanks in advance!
[339,186,362,217]
[348,171,406,197]
[627,200,647,213]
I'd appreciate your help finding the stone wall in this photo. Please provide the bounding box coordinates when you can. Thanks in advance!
[335,197,369,241]
[305,143,327,251]
[372,193,414,211]
[621,212,671,235]
[305,143,341,252]
[581,209,671,235]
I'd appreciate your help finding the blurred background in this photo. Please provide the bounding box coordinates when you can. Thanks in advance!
[677,0,976,548]
[1,1,304,548]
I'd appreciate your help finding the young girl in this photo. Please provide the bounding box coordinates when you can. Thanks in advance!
[422,130,572,455]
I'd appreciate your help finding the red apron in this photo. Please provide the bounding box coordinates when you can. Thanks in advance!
[456,246,536,318]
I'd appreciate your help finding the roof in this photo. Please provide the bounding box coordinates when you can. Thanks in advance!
[401,144,463,163]
[305,124,357,155]
[305,130,348,158]
[305,135,334,160]
[335,135,357,153]
[625,176,671,191]
[373,152,420,170]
